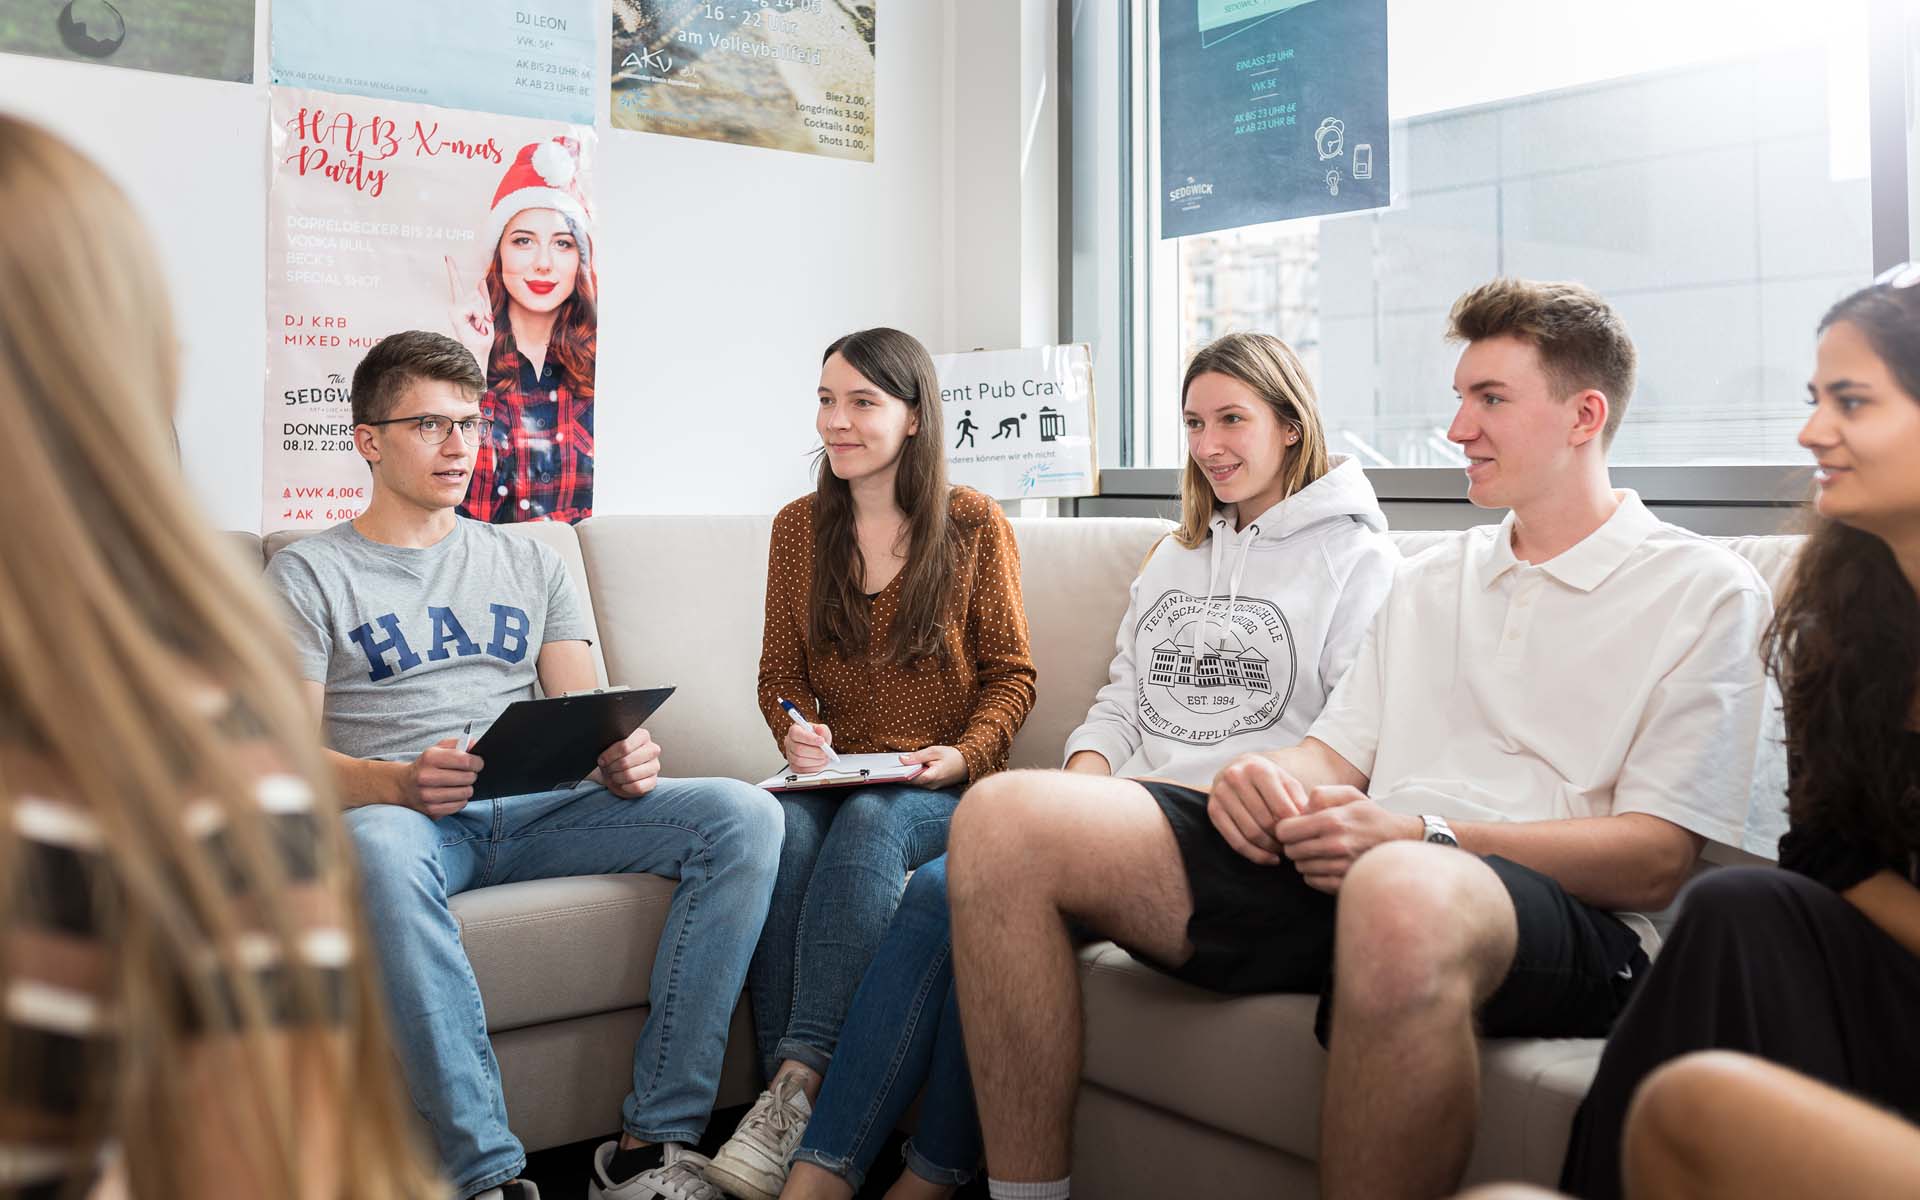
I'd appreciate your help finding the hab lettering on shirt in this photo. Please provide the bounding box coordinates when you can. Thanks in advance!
[348,604,532,682]
[1134,591,1298,745]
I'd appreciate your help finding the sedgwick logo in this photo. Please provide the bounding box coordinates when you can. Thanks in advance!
[1169,175,1215,203]
[285,373,351,406]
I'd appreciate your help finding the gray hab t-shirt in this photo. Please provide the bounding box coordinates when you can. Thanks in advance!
[265,518,590,761]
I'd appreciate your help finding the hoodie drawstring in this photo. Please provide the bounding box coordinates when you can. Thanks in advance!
[1195,526,1226,657]
[1193,519,1260,659]
[1225,521,1259,620]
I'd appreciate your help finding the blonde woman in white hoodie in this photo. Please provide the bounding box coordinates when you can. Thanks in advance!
[764,332,1396,1200]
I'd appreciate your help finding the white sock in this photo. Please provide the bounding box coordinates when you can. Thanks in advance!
[987,1178,1070,1200]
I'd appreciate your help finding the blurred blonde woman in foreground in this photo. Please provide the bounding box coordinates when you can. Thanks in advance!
[0,115,439,1199]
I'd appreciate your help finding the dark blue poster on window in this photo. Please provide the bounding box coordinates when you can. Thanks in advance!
[1159,0,1389,238]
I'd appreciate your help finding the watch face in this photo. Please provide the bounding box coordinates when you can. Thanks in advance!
[1427,832,1458,847]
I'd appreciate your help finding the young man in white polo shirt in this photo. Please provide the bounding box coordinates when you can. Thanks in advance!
[944,279,1773,1200]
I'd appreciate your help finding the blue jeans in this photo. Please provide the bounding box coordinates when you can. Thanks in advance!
[748,784,961,1079]
[792,856,979,1191]
[345,777,781,1199]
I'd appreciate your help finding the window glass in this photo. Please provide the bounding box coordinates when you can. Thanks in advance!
[1155,0,1874,468]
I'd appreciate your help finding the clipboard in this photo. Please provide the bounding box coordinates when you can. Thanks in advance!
[756,753,929,793]
[468,686,675,800]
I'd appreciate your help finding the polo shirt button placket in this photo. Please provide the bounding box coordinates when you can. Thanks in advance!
[1498,575,1534,662]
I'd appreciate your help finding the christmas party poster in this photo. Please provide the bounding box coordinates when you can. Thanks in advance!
[265,86,601,532]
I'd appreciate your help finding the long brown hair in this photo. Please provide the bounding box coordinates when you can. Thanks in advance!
[1762,281,1920,863]
[809,327,960,665]
[484,211,598,399]
[0,115,439,1198]
[1175,332,1331,549]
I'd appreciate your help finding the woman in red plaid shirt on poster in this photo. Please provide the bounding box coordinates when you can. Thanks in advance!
[448,137,597,524]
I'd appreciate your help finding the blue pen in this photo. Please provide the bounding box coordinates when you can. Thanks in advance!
[777,698,842,766]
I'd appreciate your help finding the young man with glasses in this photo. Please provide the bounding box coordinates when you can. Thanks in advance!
[266,330,780,1200]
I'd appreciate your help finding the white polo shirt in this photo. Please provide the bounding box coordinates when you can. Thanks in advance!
[1307,491,1772,849]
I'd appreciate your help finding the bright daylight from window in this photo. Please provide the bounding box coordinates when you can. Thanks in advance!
[1150,0,1874,470]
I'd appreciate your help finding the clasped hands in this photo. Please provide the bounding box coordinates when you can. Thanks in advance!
[1206,753,1424,892]
[399,725,662,817]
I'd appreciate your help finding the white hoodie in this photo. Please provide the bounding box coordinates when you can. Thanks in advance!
[1063,455,1398,789]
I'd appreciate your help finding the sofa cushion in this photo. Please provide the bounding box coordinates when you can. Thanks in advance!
[577,515,777,784]
[1079,942,1328,1158]
[228,530,264,566]
[1078,941,1601,1176]
[452,873,673,1033]
[1007,518,1174,769]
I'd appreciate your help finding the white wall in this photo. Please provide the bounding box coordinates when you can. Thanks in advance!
[0,1,1057,531]
[2,59,271,530]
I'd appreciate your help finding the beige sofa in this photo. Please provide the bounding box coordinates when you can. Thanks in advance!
[247,515,1800,1196]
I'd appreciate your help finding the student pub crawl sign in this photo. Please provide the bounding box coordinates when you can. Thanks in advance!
[1159,0,1389,238]
[935,345,1098,502]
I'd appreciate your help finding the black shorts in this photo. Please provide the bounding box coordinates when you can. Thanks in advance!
[1131,781,1650,1043]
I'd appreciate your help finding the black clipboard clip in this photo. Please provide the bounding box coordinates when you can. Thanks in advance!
[785,768,873,785]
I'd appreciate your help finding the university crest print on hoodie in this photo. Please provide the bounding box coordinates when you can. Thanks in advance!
[1063,455,1398,790]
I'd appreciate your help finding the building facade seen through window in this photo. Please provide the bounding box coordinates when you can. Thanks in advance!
[1158,1,1874,470]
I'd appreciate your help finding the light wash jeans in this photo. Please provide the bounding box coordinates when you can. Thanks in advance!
[345,777,782,1199]
[792,855,979,1192]
[747,784,961,1080]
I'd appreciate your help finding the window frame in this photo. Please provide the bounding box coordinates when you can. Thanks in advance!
[1083,0,1915,508]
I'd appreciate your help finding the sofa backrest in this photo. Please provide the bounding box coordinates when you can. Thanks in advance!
[576,516,776,783]
[1005,519,1173,768]
[566,517,1798,854]
[242,514,1801,857]
[566,515,1175,782]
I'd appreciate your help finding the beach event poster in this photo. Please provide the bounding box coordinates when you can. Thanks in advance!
[271,0,596,125]
[1159,0,1389,238]
[611,0,875,161]
[936,345,1099,502]
[0,0,251,82]
[265,86,598,534]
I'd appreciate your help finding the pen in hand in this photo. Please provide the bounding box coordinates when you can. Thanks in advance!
[777,698,842,767]
[459,720,474,754]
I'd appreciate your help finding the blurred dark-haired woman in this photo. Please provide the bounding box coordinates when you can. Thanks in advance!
[1559,272,1920,1199]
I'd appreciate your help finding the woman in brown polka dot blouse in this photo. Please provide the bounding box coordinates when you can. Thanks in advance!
[706,328,1034,1200]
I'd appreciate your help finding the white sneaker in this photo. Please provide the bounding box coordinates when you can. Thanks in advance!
[588,1141,720,1200]
[704,1073,813,1200]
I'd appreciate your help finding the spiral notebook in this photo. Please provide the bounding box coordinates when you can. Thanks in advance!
[755,754,929,793]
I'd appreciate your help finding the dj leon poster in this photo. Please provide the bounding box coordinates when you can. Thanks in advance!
[264,86,599,534]
[270,0,596,124]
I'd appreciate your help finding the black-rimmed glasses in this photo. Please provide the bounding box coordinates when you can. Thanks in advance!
[361,414,485,445]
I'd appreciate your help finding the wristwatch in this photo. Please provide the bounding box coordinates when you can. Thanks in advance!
[1421,814,1459,848]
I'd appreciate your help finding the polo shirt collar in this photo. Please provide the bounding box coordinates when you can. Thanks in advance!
[1475,490,1660,593]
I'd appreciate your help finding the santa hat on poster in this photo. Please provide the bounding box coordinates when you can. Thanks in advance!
[484,137,593,269]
